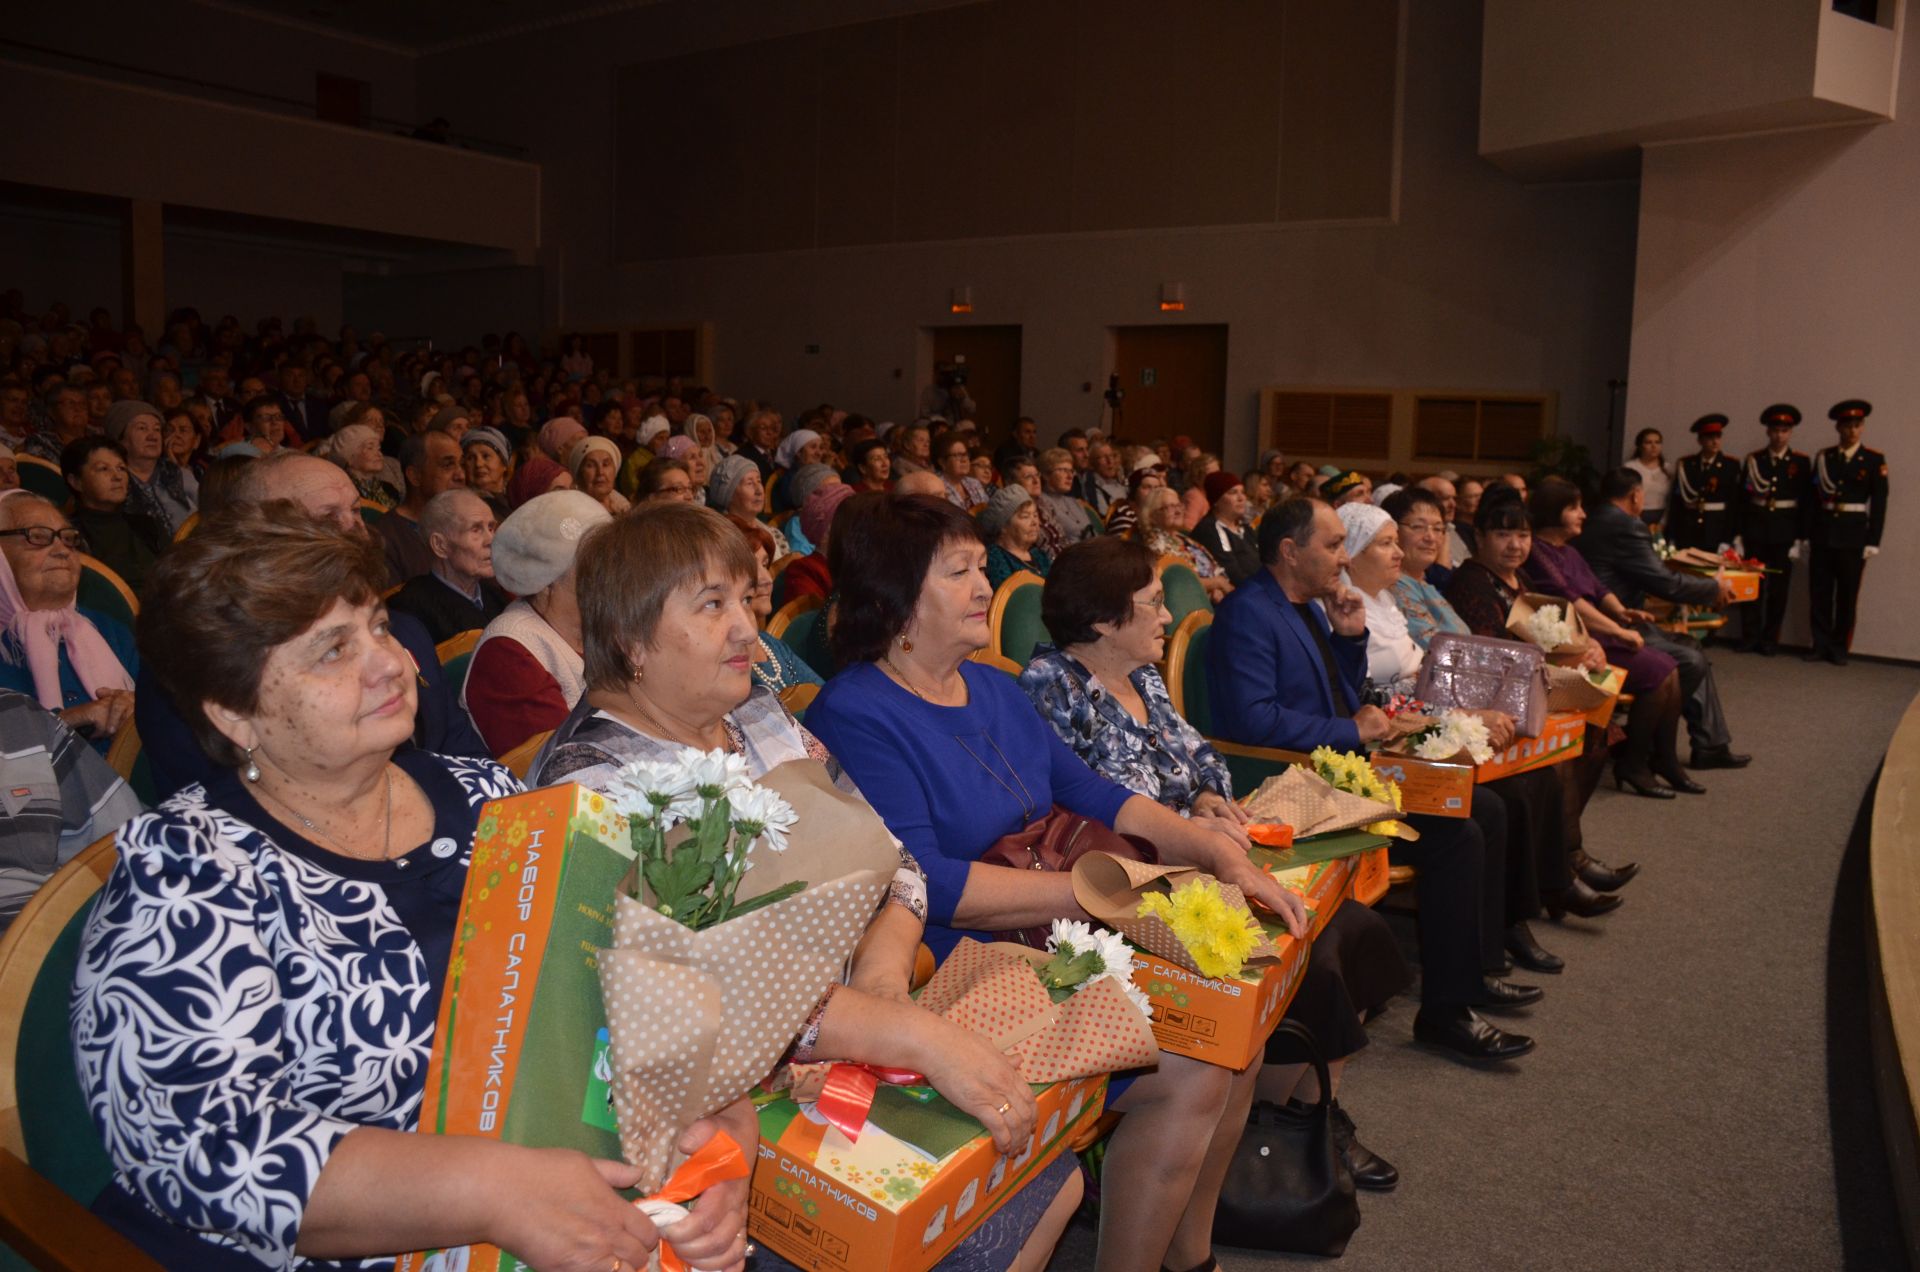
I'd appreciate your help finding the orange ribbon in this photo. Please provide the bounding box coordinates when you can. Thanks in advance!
[635,1131,752,1272]
[814,1062,927,1143]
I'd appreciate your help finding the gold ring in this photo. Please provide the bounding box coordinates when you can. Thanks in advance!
[995,1101,1012,1114]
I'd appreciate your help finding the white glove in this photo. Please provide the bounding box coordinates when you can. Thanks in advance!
[1788,541,1804,561]
[1864,545,1880,560]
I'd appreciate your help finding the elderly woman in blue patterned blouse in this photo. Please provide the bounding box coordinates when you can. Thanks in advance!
[1018,536,1413,1195]
[72,504,753,1272]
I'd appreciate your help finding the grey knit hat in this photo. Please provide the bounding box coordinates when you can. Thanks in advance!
[708,453,759,511]
[460,426,512,461]
[977,484,1032,538]
[491,490,610,595]
[785,462,837,510]
[103,399,161,443]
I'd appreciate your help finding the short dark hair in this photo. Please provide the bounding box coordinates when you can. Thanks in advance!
[1528,477,1583,531]
[241,394,279,425]
[830,494,982,664]
[1058,427,1088,446]
[932,429,969,462]
[1474,485,1532,533]
[60,436,124,480]
[1042,537,1158,646]
[633,458,692,501]
[576,502,754,692]
[1380,486,1444,523]
[1599,466,1643,503]
[1258,496,1322,565]
[139,502,388,767]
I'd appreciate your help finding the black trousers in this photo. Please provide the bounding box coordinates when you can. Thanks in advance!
[1389,805,1504,1008]
[1263,900,1411,1063]
[1742,539,1795,645]
[1482,767,1572,923]
[1808,542,1867,655]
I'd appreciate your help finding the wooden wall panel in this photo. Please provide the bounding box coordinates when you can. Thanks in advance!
[612,1,1399,259]
[816,21,899,249]
[1279,0,1400,221]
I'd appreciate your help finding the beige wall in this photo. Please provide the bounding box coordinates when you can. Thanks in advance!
[0,64,540,256]
[420,0,1638,467]
[1480,0,1895,176]
[1625,14,1920,659]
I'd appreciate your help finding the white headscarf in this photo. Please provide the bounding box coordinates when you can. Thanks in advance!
[774,429,820,471]
[1336,501,1393,559]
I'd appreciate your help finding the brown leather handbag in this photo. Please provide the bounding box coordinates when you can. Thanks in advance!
[979,806,1156,947]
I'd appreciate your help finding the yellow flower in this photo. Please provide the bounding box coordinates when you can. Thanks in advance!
[1137,879,1263,980]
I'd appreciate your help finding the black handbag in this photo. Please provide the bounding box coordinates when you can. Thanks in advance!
[1211,1021,1360,1256]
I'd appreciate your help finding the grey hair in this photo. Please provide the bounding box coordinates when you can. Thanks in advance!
[0,492,59,531]
[229,449,321,503]
[419,487,489,543]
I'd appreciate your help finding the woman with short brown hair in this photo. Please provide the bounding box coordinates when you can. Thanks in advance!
[76,502,750,1271]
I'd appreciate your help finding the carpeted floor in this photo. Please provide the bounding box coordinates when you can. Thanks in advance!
[1048,650,1920,1272]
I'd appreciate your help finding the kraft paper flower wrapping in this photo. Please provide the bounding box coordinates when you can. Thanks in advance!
[1544,663,1618,714]
[596,759,896,1189]
[1506,591,1591,661]
[912,939,1159,1081]
[1070,854,1285,978]
[1242,766,1417,840]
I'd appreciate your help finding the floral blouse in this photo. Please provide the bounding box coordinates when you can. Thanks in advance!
[71,753,522,1270]
[1391,572,1471,651]
[534,686,926,921]
[1143,528,1226,579]
[1017,645,1231,814]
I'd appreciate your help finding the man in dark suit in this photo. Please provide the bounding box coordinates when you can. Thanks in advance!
[1737,404,1813,654]
[270,363,324,446]
[1207,497,1536,1063]
[1805,398,1889,666]
[1578,467,1750,769]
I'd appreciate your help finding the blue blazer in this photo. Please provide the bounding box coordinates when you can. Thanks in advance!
[1205,569,1369,753]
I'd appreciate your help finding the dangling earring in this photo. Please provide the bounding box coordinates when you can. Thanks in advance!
[632,666,644,683]
[899,634,914,653]
[244,746,261,783]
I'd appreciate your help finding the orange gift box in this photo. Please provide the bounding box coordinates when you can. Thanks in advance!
[1376,710,1586,816]
[1126,852,1356,1069]
[749,1076,1107,1272]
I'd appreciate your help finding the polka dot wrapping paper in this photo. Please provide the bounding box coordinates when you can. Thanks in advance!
[597,759,902,1191]
[911,939,1158,1082]
[1241,765,1404,838]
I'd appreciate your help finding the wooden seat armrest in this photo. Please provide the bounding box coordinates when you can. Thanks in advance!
[0,1149,163,1271]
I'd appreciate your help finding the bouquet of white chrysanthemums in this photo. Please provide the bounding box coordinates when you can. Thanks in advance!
[1037,919,1153,1015]
[591,749,899,1188]
[1407,710,1496,764]
[1520,602,1580,653]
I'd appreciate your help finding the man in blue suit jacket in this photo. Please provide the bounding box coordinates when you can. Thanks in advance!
[1207,498,1536,1063]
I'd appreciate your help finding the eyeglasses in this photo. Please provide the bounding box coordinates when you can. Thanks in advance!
[0,527,84,550]
[1398,520,1446,535]
[1133,592,1167,611]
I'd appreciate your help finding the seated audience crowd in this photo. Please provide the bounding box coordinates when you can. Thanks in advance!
[0,293,1758,1272]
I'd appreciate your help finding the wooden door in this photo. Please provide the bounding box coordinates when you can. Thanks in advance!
[1111,325,1229,455]
[928,325,1022,443]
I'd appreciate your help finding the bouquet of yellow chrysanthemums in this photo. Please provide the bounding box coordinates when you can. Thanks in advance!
[1137,879,1267,980]
[1309,746,1405,836]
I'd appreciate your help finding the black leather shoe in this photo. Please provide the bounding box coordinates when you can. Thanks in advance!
[1831,650,1850,667]
[1757,642,1778,658]
[1687,747,1751,770]
[1329,1101,1398,1191]
[1505,922,1564,974]
[1655,768,1709,794]
[1802,649,1827,662]
[1472,976,1544,1010]
[1575,853,1640,891]
[1413,1005,1535,1063]
[1547,878,1623,921]
[1613,768,1676,799]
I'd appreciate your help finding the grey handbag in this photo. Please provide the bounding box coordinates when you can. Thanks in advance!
[1415,632,1549,737]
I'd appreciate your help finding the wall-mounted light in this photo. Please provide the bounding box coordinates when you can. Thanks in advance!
[1159,282,1186,312]
[949,287,973,314]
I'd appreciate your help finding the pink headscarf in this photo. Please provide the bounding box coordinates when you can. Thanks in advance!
[0,490,134,710]
[537,416,587,461]
[508,455,568,510]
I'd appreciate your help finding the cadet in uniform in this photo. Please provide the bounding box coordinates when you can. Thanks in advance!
[1736,403,1811,655]
[1805,398,1889,666]
[1667,414,1740,552]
